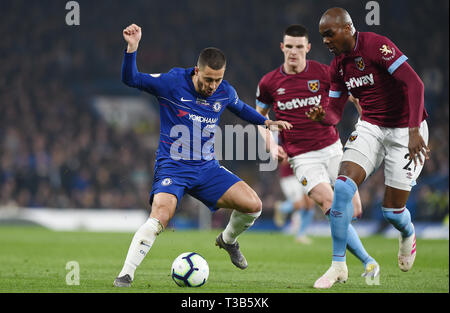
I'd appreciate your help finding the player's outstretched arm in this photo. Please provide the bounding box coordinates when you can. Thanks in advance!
[228,99,292,131]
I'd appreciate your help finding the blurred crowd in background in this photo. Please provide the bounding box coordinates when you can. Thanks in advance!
[0,1,448,225]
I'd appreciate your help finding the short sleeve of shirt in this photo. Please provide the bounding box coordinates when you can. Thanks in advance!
[329,58,347,98]
[256,76,273,109]
[319,63,332,90]
[367,34,408,75]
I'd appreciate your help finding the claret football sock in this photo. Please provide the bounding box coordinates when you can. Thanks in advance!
[382,207,414,238]
[222,210,261,244]
[330,176,357,262]
[118,217,164,280]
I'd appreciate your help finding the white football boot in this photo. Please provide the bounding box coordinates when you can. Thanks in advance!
[313,261,348,289]
[398,224,416,272]
[361,262,380,278]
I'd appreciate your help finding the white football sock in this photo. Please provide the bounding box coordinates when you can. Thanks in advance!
[118,217,163,280]
[222,210,261,244]
[331,260,347,270]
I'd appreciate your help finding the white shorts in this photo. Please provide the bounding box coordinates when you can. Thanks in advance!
[288,140,343,194]
[279,175,307,202]
[342,119,429,191]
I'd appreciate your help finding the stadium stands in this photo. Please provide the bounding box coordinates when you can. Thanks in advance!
[0,0,448,226]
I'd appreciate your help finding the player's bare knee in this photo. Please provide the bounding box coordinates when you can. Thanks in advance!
[150,201,176,227]
[310,192,332,213]
[322,198,333,212]
[150,212,169,228]
[252,196,263,214]
[314,197,332,214]
[338,161,366,186]
[382,196,408,209]
[242,194,262,214]
[383,186,409,208]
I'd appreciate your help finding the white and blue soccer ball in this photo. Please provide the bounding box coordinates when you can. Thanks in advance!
[171,252,209,287]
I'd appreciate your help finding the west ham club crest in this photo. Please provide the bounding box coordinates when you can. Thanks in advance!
[307,80,320,93]
[354,57,365,71]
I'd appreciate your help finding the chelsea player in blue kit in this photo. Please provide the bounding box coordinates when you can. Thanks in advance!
[114,24,292,287]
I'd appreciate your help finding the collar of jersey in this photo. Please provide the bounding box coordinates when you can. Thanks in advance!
[279,60,309,76]
[343,31,360,57]
[353,31,360,52]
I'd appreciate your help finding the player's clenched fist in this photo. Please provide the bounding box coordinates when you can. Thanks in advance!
[123,24,142,53]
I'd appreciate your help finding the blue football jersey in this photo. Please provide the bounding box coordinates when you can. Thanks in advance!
[122,51,250,166]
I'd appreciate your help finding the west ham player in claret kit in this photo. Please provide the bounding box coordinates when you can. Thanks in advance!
[309,8,430,289]
[256,24,379,287]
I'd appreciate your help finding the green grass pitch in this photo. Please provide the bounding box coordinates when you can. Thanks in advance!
[0,226,448,293]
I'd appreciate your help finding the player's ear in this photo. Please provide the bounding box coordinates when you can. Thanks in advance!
[306,43,312,54]
[343,23,353,35]
[280,42,284,52]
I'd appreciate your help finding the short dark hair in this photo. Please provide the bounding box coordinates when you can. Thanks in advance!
[284,24,309,41]
[197,47,226,70]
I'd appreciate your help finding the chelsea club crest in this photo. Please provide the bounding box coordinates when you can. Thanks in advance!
[213,101,222,112]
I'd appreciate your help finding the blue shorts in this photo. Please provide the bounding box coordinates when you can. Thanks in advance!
[150,159,242,211]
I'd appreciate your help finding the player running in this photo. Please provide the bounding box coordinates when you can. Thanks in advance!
[114,24,292,287]
[256,24,379,285]
[274,161,317,244]
[310,8,429,288]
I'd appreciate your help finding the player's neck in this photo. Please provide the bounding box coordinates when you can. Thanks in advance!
[349,32,358,53]
[192,78,198,92]
[191,74,201,94]
[283,60,307,75]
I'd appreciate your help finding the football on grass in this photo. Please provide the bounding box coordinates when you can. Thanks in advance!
[171,252,209,287]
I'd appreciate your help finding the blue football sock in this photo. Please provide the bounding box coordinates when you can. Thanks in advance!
[297,209,314,237]
[279,200,294,214]
[345,197,374,266]
[330,176,357,262]
[382,207,414,238]
[347,224,375,266]
[326,207,374,266]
